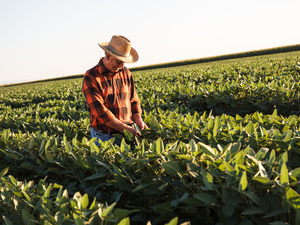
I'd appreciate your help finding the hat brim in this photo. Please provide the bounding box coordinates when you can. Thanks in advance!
[98,42,139,63]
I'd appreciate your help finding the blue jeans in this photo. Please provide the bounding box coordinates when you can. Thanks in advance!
[91,128,121,146]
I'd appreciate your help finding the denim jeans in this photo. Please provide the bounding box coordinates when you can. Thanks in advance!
[90,128,121,146]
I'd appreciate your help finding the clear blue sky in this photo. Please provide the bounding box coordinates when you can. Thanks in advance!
[1,0,300,85]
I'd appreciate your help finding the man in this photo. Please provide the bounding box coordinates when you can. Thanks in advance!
[82,35,147,145]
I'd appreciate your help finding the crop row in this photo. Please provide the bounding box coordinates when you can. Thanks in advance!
[1,54,300,224]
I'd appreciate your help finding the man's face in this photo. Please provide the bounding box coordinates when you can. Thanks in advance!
[107,54,125,73]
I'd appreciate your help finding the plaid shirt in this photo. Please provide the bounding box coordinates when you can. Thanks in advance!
[82,58,142,132]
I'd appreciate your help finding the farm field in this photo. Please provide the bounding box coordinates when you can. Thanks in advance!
[1,51,300,224]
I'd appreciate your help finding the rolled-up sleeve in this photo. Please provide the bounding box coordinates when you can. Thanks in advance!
[82,73,115,124]
[129,72,143,115]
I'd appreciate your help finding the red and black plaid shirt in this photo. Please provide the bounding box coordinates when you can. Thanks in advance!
[82,58,142,132]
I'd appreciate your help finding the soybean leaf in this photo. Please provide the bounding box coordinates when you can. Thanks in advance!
[193,193,217,206]
[237,219,254,225]
[256,148,269,161]
[75,217,84,225]
[245,121,255,135]
[84,173,107,181]
[22,209,35,225]
[101,202,117,217]
[222,204,235,217]
[286,187,300,210]
[124,129,134,141]
[201,167,214,190]
[81,194,89,210]
[253,176,270,184]
[0,167,9,177]
[239,171,247,191]
[165,217,178,225]
[3,216,13,225]
[113,209,130,221]
[262,209,287,218]
[244,191,260,205]
[117,217,130,225]
[269,150,276,165]
[153,201,171,214]
[241,206,265,215]
[162,161,180,176]
[280,163,289,186]
[269,222,291,225]
[291,168,300,178]
[199,142,217,157]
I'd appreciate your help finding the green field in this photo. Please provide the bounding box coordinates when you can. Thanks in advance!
[1,50,300,225]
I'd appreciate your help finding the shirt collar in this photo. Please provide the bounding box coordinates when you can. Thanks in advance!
[97,57,121,76]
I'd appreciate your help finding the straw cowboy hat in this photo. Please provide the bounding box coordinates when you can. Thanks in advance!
[98,35,139,63]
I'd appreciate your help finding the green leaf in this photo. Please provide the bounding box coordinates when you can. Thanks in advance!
[199,142,217,157]
[22,191,32,202]
[255,148,269,160]
[244,191,260,205]
[117,217,130,225]
[156,138,164,155]
[296,209,300,225]
[269,222,291,225]
[193,193,217,205]
[279,152,288,169]
[283,130,292,142]
[153,201,171,214]
[237,219,254,225]
[1,150,19,160]
[75,217,84,225]
[65,141,72,152]
[81,193,89,210]
[165,217,178,225]
[189,139,197,153]
[239,171,247,191]
[230,142,241,154]
[9,175,17,185]
[222,204,235,217]
[3,216,13,225]
[253,176,270,184]
[262,209,287,218]
[43,184,52,198]
[201,167,214,190]
[245,121,255,135]
[286,187,300,210]
[84,173,107,181]
[269,150,276,165]
[162,161,180,176]
[96,160,112,172]
[22,209,35,225]
[56,186,63,202]
[280,163,289,186]
[132,183,150,193]
[101,202,117,217]
[241,206,265,215]
[234,151,244,165]
[45,150,53,162]
[113,209,130,221]
[55,212,65,224]
[112,164,123,176]
[223,161,234,173]
[124,129,134,141]
[291,168,300,178]
[0,167,9,177]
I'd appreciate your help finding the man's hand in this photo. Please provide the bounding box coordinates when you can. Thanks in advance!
[105,117,142,136]
[132,114,148,131]
[126,126,141,137]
